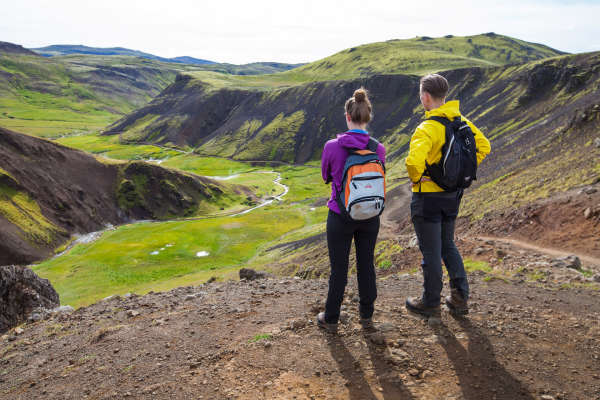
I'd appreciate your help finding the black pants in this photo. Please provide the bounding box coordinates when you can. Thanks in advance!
[410,191,469,307]
[324,210,380,323]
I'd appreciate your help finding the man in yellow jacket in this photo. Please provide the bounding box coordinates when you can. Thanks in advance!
[405,73,491,317]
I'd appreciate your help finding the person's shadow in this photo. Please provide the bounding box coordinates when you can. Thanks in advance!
[326,331,415,400]
[437,317,535,400]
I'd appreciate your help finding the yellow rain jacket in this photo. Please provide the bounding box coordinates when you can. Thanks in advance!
[406,100,491,192]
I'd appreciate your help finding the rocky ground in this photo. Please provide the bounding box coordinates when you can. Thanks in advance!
[1,234,599,400]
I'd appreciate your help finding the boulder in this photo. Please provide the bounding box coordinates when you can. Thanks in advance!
[239,268,267,281]
[0,265,59,333]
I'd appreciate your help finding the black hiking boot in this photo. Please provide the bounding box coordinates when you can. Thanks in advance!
[359,317,374,330]
[445,288,469,315]
[317,312,338,333]
[405,297,441,318]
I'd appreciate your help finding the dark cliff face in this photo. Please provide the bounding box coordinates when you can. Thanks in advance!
[0,127,238,265]
[105,74,422,163]
[105,52,600,182]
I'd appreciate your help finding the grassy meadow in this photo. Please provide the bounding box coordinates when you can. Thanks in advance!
[29,135,332,307]
[32,206,306,307]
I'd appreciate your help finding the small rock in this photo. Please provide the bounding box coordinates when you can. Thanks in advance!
[14,327,24,335]
[408,368,420,377]
[474,247,488,255]
[593,274,600,283]
[377,323,396,332]
[427,317,442,328]
[594,137,600,148]
[30,312,43,322]
[551,255,581,270]
[126,310,140,318]
[408,235,418,248]
[495,249,507,258]
[584,208,592,219]
[290,319,306,331]
[53,305,74,314]
[584,187,597,195]
[339,312,350,324]
[540,395,555,400]
[369,333,386,345]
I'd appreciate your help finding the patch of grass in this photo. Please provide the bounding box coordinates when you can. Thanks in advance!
[527,271,547,281]
[464,259,492,273]
[581,269,594,278]
[0,182,64,245]
[249,333,272,343]
[375,240,404,270]
[33,207,305,308]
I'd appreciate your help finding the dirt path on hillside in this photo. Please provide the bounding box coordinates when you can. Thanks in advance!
[478,235,600,267]
[380,184,411,238]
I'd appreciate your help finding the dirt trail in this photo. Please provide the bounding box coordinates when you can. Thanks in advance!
[380,183,411,237]
[478,235,600,267]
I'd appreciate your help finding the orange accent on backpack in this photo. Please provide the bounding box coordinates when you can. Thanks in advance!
[344,163,386,207]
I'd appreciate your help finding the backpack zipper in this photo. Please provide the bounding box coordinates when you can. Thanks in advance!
[348,196,385,209]
[442,134,455,176]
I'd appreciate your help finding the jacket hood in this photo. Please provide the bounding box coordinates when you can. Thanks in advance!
[336,131,370,149]
[425,100,461,120]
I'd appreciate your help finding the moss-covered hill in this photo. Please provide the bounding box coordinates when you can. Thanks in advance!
[282,32,565,82]
[0,42,302,138]
[0,126,251,265]
[0,46,203,137]
[155,33,565,92]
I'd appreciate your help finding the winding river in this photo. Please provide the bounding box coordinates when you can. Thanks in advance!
[52,171,289,259]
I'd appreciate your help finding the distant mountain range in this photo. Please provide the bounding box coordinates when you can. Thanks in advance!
[30,44,216,65]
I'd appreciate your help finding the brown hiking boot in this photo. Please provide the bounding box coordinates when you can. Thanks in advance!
[445,289,469,315]
[317,312,338,333]
[405,297,441,317]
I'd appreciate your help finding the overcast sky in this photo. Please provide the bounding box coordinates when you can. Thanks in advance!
[1,0,599,64]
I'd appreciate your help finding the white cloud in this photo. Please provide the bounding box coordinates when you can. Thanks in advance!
[0,0,598,63]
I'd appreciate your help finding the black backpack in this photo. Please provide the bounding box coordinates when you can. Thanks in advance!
[424,116,477,192]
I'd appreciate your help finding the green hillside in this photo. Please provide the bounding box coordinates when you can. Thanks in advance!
[0,49,301,138]
[176,33,565,91]
[0,52,193,137]
[285,32,565,81]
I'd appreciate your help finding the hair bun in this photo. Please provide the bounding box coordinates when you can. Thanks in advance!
[353,88,367,102]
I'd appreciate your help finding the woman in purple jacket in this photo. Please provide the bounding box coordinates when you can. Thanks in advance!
[318,88,386,332]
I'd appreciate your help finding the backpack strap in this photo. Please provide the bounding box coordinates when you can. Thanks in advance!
[347,137,379,155]
[427,116,455,125]
[367,137,379,152]
[422,116,460,183]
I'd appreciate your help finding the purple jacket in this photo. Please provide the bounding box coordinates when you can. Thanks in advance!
[321,130,386,214]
